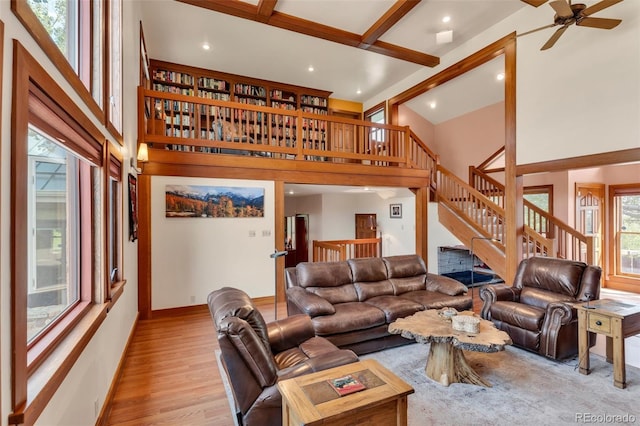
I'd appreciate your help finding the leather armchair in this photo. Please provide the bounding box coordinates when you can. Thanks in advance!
[208,287,358,426]
[480,257,602,360]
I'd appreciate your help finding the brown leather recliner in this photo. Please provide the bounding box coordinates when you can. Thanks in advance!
[208,287,358,426]
[480,257,602,360]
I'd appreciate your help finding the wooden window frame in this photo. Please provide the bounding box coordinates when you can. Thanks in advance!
[105,142,126,307]
[105,0,123,141]
[607,184,640,292]
[10,41,109,426]
[523,184,554,215]
[11,0,125,145]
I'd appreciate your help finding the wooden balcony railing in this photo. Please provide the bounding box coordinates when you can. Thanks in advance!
[312,238,382,262]
[469,166,594,264]
[139,87,435,168]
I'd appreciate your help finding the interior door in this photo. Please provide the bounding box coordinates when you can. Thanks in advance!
[355,214,377,258]
[576,183,604,267]
[295,215,309,263]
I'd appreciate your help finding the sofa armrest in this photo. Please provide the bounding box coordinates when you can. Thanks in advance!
[425,273,468,296]
[278,349,359,380]
[539,302,576,358]
[268,314,316,353]
[479,284,521,319]
[286,287,336,317]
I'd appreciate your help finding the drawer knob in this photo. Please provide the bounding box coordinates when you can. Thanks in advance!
[596,320,602,326]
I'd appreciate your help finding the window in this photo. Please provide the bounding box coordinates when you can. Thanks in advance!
[611,185,640,278]
[27,129,83,344]
[106,146,124,303]
[524,185,554,237]
[11,43,109,425]
[365,102,386,144]
[14,0,123,142]
[107,0,122,135]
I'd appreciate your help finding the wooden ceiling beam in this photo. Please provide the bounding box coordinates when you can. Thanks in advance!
[256,0,277,23]
[360,0,421,48]
[177,0,439,67]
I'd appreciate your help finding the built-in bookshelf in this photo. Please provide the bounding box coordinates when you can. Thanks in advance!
[148,59,332,153]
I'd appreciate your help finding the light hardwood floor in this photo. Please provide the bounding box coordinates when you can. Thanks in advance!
[105,296,483,425]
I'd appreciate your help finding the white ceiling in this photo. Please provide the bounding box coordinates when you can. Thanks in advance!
[140,0,526,105]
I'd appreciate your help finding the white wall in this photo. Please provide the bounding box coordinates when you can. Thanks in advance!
[427,203,463,272]
[151,176,275,306]
[1,1,142,425]
[365,1,640,164]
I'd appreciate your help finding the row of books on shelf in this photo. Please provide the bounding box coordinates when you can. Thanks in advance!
[270,89,296,102]
[234,83,266,97]
[153,70,194,85]
[197,90,230,101]
[153,84,194,96]
[198,77,229,91]
[301,106,328,115]
[301,95,328,107]
[237,98,267,106]
[157,100,194,114]
[271,101,296,111]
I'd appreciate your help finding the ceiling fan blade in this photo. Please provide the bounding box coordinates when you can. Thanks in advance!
[577,17,622,29]
[581,0,623,17]
[549,0,574,19]
[541,25,569,50]
[518,23,557,38]
[521,0,548,6]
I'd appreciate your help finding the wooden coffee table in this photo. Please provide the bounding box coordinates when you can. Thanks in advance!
[389,310,512,387]
[277,359,414,426]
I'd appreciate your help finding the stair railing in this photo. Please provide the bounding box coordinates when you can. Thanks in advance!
[469,166,594,264]
[436,165,506,245]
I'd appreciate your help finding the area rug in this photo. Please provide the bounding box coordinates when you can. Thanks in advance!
[217,344,638,426]
[361,344,638,425]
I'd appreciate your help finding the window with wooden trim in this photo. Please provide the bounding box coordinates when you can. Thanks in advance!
[106,146,124,303]
[107,0,122,135]
[610,185,640,279]
[524,185,553,214]
[10,42,109,425]
[365,102,386,144]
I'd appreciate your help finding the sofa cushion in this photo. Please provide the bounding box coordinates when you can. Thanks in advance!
[518,257,586,297]
[348,257,388,282]
[307,285,358,304]
[389,276,425,294]
[311,302,386,335]
[519,287,576,310]
[489,301,545,332]
[400,290,473,311]
[425,273,467,296]
[296,261,352,288]
[383,254,427,278]
[364,296,424,322]
[354,280,394,301]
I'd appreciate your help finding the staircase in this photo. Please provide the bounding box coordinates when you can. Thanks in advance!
[423,143,594,280]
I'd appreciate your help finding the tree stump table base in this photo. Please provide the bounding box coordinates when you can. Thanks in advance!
[389,309,512,387]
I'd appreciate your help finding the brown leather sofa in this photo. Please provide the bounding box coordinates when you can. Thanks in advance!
[285,254,473,355]
[480,257,602,360]
[208,287,358,426]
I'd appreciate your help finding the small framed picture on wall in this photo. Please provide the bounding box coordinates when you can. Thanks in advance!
[390,203,402,218]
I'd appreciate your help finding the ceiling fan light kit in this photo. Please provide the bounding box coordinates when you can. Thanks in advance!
[519,0,624,50]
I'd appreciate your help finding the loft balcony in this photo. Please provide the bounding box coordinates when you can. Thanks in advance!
[137,87,437,187]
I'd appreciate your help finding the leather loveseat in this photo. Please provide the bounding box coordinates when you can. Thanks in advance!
[285,254,473,355]
[208,287,358,426]
[480,257,602,360]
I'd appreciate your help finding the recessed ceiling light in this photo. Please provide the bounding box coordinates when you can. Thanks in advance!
[429,101,437,109]
[288,190,294,195]
[308,65,314,72]
[442,16,451,24]
[202,42,211,51]
[496,73,505,81]
[356,89,362,95]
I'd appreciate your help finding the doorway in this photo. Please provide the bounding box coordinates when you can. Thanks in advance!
[285,214,309,267]
[576,183,604,267]
[355,213,377,257]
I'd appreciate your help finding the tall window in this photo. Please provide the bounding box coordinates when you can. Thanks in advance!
[611,185,640,278]
[27,128,84,344]
[11,43,110,424]
[365,103,386,143]
[27,0,78,66]
[108,0,122,134]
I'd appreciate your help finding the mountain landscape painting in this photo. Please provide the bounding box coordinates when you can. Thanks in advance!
[165,185,264,218]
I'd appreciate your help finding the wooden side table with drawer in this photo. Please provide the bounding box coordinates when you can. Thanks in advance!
[576,299,640,389]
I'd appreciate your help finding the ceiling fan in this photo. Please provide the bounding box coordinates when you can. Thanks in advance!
[519,0,623,50]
